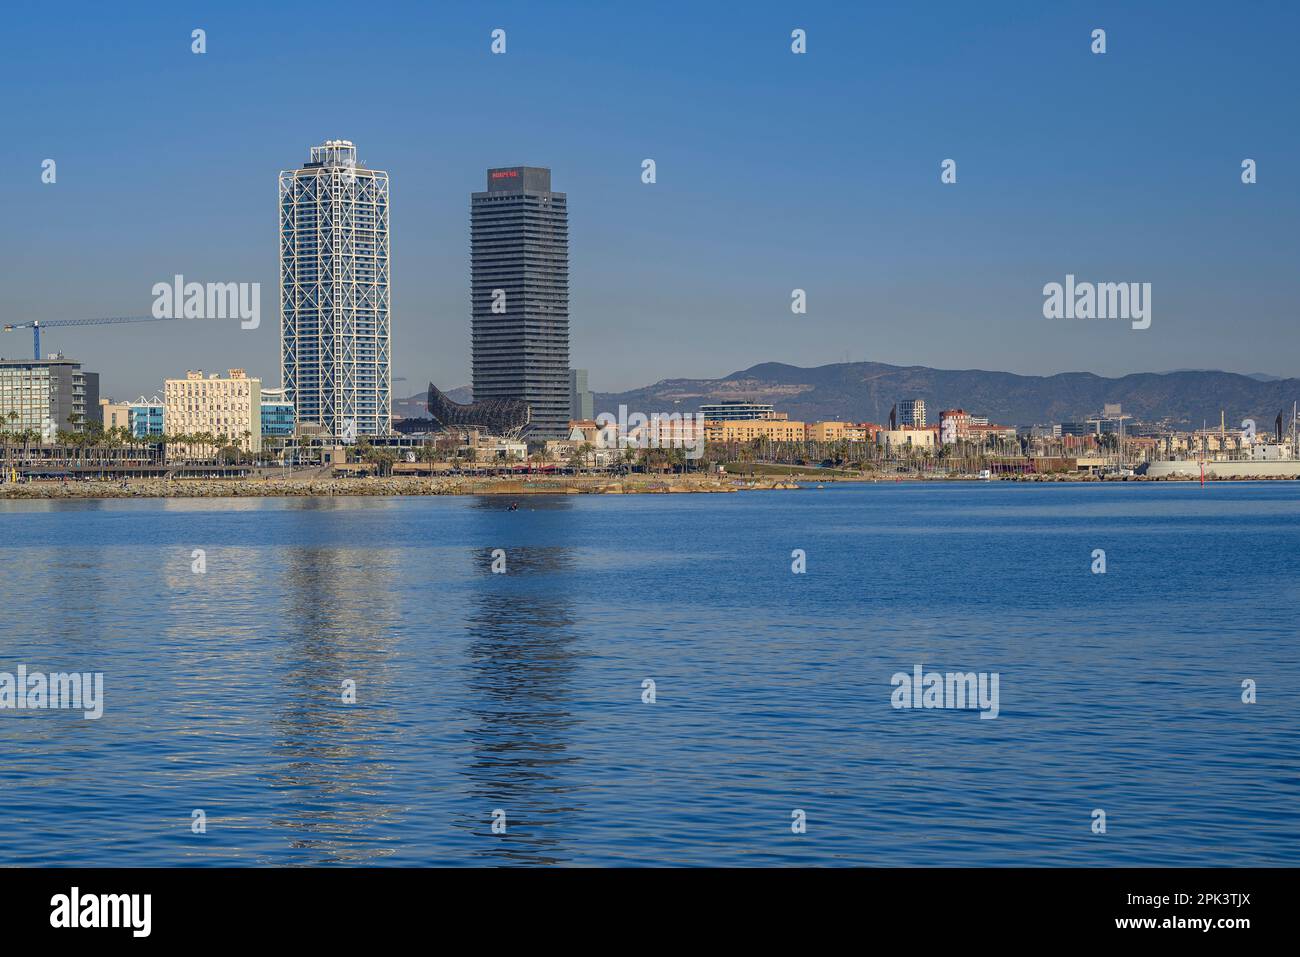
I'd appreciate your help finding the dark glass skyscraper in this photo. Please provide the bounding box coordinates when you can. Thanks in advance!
[471,166,570,439]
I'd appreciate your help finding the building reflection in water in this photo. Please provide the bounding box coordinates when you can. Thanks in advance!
[460,504,583,865]
[263,499,407,864]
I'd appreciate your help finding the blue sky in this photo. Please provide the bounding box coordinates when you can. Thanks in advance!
[1,0,1296,400]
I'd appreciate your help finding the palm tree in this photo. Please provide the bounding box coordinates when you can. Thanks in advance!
[737,444,755,477]
[24,428,40,464]
[360,444,396,477]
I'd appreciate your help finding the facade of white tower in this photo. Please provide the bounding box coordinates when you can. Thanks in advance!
[279,139,391,438]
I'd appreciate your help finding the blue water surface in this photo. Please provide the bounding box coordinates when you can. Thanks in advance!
[0,482,1296,866]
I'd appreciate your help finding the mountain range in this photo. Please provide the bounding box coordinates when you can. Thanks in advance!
[590,362,1300,428]
[394,362,1299,429]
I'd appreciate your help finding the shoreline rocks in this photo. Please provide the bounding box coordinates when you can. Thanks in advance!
[3,471,1291,500]
[0,475,795,500]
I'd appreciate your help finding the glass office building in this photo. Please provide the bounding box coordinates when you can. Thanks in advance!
[471,166,570,439]
[899,399,927,428]
[129,397,164,438]
[260,387,295,437]
[699,401,777,421]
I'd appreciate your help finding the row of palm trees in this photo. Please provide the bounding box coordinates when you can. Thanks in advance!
[0,410,264,466]
[718,434,1039,469]
[3,408,709,475]
[347,439,694,477]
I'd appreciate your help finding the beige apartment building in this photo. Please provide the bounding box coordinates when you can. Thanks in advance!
[968,423,1017,443]
[843,423,882,442]
[705,418,887,445]
[706,418,808,444]
[163,369,262,460]
[938,408,973,442]
[876,427,939,450]
[806,421,862,442]
[100,398,131,431]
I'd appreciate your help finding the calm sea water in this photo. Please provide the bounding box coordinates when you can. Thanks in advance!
[1,482,1297,866]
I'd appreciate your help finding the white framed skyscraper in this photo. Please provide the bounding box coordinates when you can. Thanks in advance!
[280,139,391,438]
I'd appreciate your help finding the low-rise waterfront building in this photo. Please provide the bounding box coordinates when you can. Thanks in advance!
[484,438,527,461]
[1059,421,1098,437]
[260,387,295,438]
[128,397,164,438]
[629,415,705,451]
[938,408,973,442]
[98,396,164,440]
[967,423,1017,443]
[876,427,938,450]
[567,419,601,444]
[1251,442,1292,461]
[706,418,807,444]
[806,421,854,442]
[805,420,885,443]
[846,422,883,442]
[100,398,131,432]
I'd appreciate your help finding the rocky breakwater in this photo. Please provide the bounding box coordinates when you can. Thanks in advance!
[0,474,803,500]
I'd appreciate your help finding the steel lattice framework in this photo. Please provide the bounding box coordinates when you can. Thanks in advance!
[280,140,391,439]
[392,384,531,438]
[416,382,531,438]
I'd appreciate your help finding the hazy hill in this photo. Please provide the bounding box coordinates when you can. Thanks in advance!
[592,361,1300,428]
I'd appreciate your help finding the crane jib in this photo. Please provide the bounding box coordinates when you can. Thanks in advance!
[2,315,170,360]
